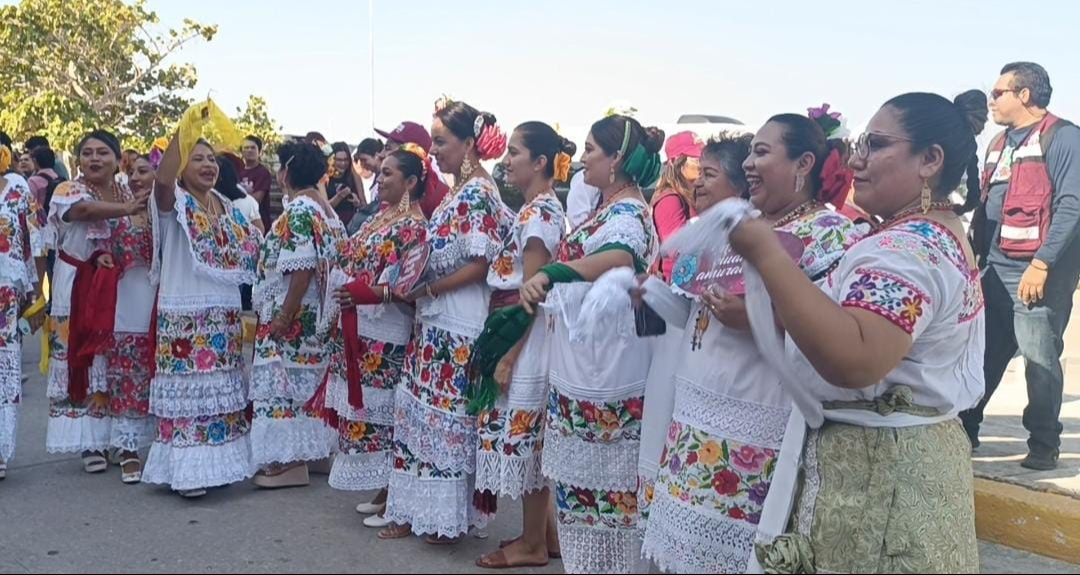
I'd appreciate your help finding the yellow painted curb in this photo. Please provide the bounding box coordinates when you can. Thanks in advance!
[975,477,1080,564]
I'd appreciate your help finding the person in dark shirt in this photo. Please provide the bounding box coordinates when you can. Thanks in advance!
[962,63,1080,470]
[327,141,364,223]
[238,135,275,230]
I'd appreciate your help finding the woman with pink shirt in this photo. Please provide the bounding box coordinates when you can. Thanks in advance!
[650,132,703,281]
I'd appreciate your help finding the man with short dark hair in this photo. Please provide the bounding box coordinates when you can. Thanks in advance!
[24,135,69,180]
[963,62,1080,470]
[238,135,274,231]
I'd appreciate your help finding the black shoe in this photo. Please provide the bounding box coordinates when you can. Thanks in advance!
[968,435,980,450]
[1021,450,1060,471]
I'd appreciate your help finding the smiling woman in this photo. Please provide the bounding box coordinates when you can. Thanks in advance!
[139,128,263,498]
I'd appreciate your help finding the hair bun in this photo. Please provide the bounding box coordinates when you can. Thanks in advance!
[953,89,989,137]
[481,112,498,129]
[560,136,578,158]
[642,126,666,155]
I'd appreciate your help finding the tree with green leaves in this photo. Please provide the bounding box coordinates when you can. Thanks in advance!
[0,0,280,158]
[233,95,283,154]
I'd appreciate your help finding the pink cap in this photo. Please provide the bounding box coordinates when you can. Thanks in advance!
[665,131,704,161]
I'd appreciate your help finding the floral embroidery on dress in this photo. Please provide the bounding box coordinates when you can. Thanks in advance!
[842,267,931,335]
[178,189,260,278]
[403,324,473,414]
[558,200,655,264]
[156,308,243,374]
[0,177,43,287]
[548,387,644,443]
[657,420,777,525]
[157,412,249,448]
[489,194,565,287]
[478,406,545,458]
[780,209,865,279]
[426,178,511,276]
[346,213,429,286]
[556,483,639,529]
[107,333,152,417]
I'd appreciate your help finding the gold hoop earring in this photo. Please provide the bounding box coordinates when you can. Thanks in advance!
[921,180,933,214]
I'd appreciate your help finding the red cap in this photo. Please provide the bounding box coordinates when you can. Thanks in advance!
[375,122,432,152]
[665,131,704,161]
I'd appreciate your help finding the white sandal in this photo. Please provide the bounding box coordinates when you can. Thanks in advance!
[179,488,207,498]
[355,501,385,515]
[119,457,142,484]
[81,452,108,474]
[363,514,393,528]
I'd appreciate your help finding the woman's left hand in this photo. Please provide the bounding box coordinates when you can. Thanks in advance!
[270,314,292,340]
[701,288,750,330]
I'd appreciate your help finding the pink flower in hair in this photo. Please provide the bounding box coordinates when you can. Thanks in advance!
[476,124,507,161]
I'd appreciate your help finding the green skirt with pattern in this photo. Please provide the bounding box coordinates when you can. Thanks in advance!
[758,418,978,574]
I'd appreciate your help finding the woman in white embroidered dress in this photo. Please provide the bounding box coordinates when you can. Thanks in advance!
[733,93,986,573]
[249,142,345,488]
[639,116,865,573]
[46,131,153,481]
[317,145,430,527]
[474,122,571,569]
[142,131,261,498]
[520,114,663,574]
[0,169,45,480]
[381,98,511,544]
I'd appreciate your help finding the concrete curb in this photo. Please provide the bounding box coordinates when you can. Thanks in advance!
[975,477,1080,564]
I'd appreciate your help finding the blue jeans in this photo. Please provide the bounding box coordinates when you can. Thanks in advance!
[961,262,1080,454]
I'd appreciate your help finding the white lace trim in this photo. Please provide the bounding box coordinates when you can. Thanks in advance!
[476,449,548,499]
[797,428,822,537]
[45,410,111,453]
[0,258,34,292]
[0,403,17,461]
[326,375,396,426]
[250,410,335,467]
[356,308,414,345]
[46,356,108,400]
[149,369,248,419]
[157,293,242,312]
[674,380,791,450]
[556,522,647,575]
[110,416,156,451]
[641,489,757,574]
[142,432,255,491]
[0,349,20,403]
[416,299,485,340]
[249,362,324,403]
[385,469,488,538]
[169,188,257,286]
[583,203,652,260]
[393,389,478,474]
[252,269,322,311]
[542,427,639,492]
[329,451,391,491]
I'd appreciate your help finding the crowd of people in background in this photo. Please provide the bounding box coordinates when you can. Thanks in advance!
[0,60,1078,574]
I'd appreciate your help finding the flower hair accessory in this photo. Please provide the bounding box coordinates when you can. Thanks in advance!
[808,103,850,140]
[433,95,455,115]
[476,122,507,161]
[554,152,572,182]
[400,142,439,199]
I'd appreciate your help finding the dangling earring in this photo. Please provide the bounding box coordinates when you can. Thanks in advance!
[609,164,616,185]
[460,155,475,182]
[794,174,805,196]
[398,191,411,213]
[921,179,933,214]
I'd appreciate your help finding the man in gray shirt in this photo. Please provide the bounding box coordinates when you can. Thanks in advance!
[962,62,1080,470]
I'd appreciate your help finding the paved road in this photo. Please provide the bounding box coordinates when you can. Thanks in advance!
[3,342,1078,574]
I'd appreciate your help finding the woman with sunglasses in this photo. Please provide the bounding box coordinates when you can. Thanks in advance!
[734,91,986,573]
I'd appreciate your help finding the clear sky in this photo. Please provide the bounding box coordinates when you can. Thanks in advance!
[139,0,1079,144]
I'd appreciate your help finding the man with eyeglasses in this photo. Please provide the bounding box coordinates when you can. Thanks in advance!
[962,62,1080,471]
